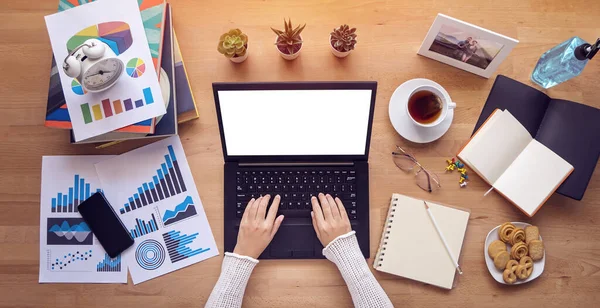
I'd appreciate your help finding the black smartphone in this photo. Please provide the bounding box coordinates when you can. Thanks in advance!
[78,192,134,258]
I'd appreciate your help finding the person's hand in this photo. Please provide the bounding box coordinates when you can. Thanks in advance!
[233,195,284,259]
[310,193,352,246]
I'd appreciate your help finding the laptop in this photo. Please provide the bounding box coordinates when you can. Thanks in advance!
[213,81,377,259]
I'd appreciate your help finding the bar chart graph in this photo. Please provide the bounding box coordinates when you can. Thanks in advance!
[119,145,187,214]
[81,87,155,124]
[51,174,102,213]
[129,214,160,239]
[96,253,122,272]
[162,230,211,263]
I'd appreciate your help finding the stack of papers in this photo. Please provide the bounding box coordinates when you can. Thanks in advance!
[39,136,219,284]
[44,0,199,146]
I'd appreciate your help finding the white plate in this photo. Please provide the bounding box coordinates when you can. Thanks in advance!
[484,222,545,285]
[388,78,454,143]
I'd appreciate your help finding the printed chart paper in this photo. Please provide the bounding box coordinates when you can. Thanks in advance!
[95,136,218,284]
[39,156,127,283]
[45,0,166,141]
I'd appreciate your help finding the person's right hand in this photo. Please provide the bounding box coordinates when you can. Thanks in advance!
[233,195,284,259]
[310,193,352,246]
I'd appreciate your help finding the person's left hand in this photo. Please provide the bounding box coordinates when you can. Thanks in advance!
[233,195,284,259]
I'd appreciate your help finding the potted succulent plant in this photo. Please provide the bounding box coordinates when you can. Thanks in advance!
[217,29,248,63]
[330,24,357,58]
[271,19,306,60]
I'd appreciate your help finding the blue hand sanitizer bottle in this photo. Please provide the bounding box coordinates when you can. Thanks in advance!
[531,37,599,89]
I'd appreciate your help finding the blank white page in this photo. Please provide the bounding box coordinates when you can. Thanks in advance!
[459,109,503,179]
[494,140,573,216]
[460,111,532,183]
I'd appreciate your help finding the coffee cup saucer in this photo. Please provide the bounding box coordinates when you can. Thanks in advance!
[388,78,454,143]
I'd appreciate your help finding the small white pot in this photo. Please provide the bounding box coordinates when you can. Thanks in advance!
[229,44,249,63]
[275,36,302,60]
[330,35,352,58]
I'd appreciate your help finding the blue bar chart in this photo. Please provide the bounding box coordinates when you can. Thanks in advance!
[162,230,211,263]
[51,174,101,213]
[119,145,187,214]
[96,254,122,272]
[129,214,160,239]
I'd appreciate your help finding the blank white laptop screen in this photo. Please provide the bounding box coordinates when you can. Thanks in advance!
[217,89,373,156]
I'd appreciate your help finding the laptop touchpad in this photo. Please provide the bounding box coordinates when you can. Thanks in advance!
[270,225,314,257]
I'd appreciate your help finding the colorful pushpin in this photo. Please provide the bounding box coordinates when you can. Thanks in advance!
[460,182,468,188]
[461,174,469,180]
[446,159,454,165]
[459,177,465,184]
[445,164,455,171]
[457,162,464,168]
[457,168,467,174]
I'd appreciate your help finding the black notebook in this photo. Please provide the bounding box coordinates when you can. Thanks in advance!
[473,75,600,200]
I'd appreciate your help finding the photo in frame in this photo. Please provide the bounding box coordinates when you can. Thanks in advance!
[417,14,518,78]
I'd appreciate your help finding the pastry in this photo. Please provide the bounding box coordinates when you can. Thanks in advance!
[488,240,506,259]
[493,251,510,270]
[509,228,526,245]
[503,260,519,284]
[516,257,534,279]
[510,242,528,260]
[529,239,545,261]
[503,269,517,284]
[525,226,540,244]
[505,259,518,270]
[498,222,516,243]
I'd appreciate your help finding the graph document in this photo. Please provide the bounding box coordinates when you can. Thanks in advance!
[39,156,127,283]
[96,136,218,284]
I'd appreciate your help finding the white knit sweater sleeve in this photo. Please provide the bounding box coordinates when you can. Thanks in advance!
[205,232,393,308]
[323,231,394,308]
[205,252,258,308]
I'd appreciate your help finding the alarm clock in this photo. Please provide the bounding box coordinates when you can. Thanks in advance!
[62,39,124,93]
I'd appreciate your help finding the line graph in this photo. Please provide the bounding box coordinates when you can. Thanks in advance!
[162,196,197,226]
[47,218,93,245]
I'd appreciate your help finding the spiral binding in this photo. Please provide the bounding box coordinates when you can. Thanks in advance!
[375,197,398,268]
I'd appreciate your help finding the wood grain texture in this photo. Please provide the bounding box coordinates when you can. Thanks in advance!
[1,0,599,306]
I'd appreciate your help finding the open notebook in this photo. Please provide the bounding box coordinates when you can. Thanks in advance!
[373,194,470,289]
[458,109,573,216]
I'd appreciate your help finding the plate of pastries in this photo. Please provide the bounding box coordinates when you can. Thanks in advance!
[484,222,545,285]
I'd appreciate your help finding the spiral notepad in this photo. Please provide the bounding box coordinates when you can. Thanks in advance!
[373,193,470,289]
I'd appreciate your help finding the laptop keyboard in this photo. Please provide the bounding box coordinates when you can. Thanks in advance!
[235,168,358,220]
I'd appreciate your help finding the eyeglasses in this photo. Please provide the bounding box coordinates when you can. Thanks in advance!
[392,146,441,192]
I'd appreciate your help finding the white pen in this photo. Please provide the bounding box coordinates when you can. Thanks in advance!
[424,201,463,275]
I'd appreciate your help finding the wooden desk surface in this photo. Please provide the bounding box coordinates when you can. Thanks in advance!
[1,0,599,306]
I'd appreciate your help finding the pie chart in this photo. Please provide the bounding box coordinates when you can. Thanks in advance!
[71,79,86,95]
[126,58,146,78]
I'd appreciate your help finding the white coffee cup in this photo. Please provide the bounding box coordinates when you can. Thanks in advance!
[406,84,456,128]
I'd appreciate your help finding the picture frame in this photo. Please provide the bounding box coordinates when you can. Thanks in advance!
[417,14,518,78]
